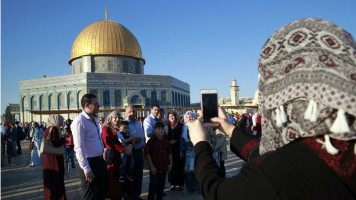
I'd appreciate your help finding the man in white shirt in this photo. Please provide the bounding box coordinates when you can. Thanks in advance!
[143,104,160,142]
[71,94,108,199]
[125,105,145,200]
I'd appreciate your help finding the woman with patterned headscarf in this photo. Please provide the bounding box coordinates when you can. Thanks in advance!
[167,111,184,191]
[29,122,44,167]
[189,18,356,199]
[43,114,68,200]
[101,111,133,199]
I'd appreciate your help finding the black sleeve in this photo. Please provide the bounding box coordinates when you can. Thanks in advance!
[230,127,261,162]
[194,138,355,200]
[194,141,277,200]
[167,127,172,141]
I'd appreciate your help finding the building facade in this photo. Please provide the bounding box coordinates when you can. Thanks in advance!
[19,15,190,123]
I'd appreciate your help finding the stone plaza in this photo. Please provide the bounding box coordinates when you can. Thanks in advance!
[1,140,245,200]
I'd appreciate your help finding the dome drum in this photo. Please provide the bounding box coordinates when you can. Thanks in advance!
[71,55,144,74]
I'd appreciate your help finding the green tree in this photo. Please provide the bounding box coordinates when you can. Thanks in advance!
[5,106,12,123]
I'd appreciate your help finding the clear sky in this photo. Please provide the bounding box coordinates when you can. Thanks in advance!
[1,0,356,114]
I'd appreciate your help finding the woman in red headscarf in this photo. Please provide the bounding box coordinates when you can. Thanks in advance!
[101,111,133,200]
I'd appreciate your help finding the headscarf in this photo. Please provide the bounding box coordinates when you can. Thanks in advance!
[47,114,64,137]
[30,122,40,139]
[258,18,356,155]
[184,111,197,126]
[47,114,64,129]
[103,111,121,133]
[168,111,179,129]
[33,122,40,129]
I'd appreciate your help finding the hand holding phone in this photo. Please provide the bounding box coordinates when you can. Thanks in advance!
[200,89,219,127]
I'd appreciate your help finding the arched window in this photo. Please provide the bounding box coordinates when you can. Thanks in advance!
[161,91,167,103]
[103,90,110,107]
[174,92,178,106]
[171,91,174,105]
[181,94,184,107]
[49,94,55,110]
[115,90,122,106]
[186,95,189,107]
[30,96,37,111]
[58,93,64,109]
[151,90,157,104]
[183,95,187,107]
[68,92,75,108]
[40,95,45,110]
[140,90,147,104]
[22,96,28,112]
[77,90,84,108]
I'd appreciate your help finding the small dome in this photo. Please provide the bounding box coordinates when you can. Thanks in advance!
[254,90,259,100]
[68,20,144,64]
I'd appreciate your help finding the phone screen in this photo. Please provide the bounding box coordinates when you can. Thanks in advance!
[202,93,218,123]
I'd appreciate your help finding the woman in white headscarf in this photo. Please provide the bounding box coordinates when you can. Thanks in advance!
[43,114,68,200]
[189,18,356,199]
[180,111,200,194]
[29,122,44,167]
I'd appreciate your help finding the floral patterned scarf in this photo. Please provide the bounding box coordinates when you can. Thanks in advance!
[103,111,121,133]
[258,18,356,155]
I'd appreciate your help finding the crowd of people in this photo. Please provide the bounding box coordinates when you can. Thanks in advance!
[1,93,239,200]
[2,18,355,200]
[1,121,47,166]
[68,94,234,200]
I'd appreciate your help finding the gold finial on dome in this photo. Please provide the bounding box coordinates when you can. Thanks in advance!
[105,6,108,20]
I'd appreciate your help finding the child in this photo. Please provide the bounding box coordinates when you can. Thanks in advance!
[147,122,173,200]
[117,121,135,182]
[64,128,75,170]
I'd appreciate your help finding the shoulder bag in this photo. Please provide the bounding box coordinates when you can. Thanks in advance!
[103,128,114,165]
[40,127,65,155]
[103,148,113,165]
[29,141,34,150]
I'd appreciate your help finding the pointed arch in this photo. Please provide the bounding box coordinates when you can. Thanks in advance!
[103,90,110,106]
[77,90,84,109]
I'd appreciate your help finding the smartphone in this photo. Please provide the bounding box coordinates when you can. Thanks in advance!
[200,89,219,127]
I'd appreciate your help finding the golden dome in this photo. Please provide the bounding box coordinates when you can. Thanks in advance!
[68,20,144,64]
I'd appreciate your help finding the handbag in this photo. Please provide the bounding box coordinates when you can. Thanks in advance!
[212,151,221,167]
[40,127,65,155]
[29,141,34,150]
[103,148,113,165]
[184,151,195,173]
[102,128,114,165]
